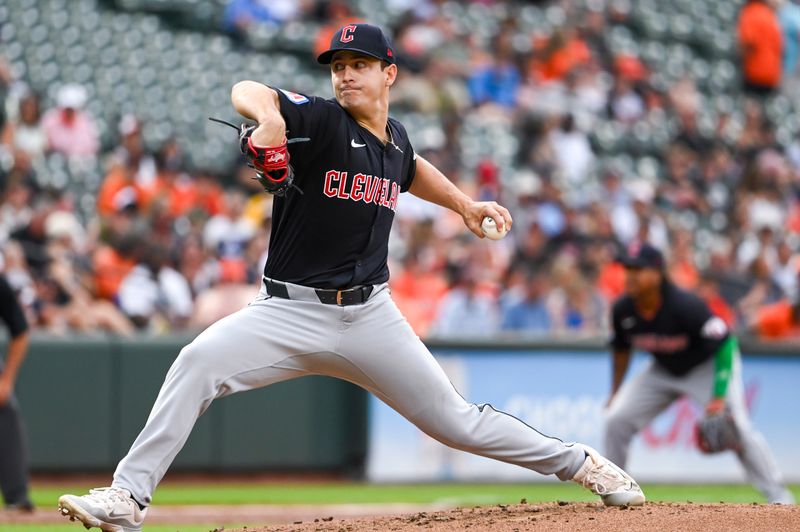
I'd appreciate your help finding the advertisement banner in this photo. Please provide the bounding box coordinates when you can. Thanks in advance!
[366,350,800,483]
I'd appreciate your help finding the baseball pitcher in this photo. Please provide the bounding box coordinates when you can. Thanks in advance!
[58,24,645,532]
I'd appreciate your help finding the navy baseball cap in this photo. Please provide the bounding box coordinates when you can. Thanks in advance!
[317,23,395,65]
[618,242,665,269]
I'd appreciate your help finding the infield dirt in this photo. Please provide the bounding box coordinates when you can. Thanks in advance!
[233,501,800,532]
[4,499,799,531]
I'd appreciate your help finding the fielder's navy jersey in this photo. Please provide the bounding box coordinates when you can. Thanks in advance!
[264,87,416,289]
[610,281,729,376]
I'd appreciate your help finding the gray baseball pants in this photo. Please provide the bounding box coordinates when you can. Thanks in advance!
[113,280,586,505]
[605,353,794,504]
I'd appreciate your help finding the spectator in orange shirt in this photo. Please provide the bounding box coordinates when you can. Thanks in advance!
[92,231,138,301]
[389,251,449,337]
[738,0,783,96]
[97,165,143,216]
[787,199,800,234]
[97,116,161,217]
[587,242,626,302]
[531,28,591,84]
[191,170,225,218]
[150,140,202,219]
[751,295,800,339]
[697,273,736,329]
[151,142,223,220]
[669,230,700,290]
[113,116,159,206]
[596,258,626,302]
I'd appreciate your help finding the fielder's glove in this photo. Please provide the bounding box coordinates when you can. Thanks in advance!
[209,117,302,196]
[696,408,741,454]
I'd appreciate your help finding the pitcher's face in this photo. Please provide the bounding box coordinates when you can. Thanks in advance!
[331,51,395,113]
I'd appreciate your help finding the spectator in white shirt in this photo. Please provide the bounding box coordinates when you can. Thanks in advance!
[549,114,595,188]
[118,243,193,330]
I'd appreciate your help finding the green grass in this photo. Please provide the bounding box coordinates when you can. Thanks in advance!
[30,482,800,507]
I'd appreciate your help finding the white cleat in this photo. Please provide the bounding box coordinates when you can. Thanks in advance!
[573,446,646,507]
[768,490,796,505]
[57,487,146,532]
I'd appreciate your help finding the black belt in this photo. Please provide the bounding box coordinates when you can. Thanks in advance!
[265,278,374,306]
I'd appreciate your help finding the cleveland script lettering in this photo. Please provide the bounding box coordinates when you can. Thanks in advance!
[323,170,400,211]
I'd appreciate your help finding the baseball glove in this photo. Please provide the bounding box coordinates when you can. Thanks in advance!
[209,117,302,196]
[696,409,741,454]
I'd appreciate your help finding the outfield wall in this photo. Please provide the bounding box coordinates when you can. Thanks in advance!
[5,335,367,473]
[367,342,800,483]
[3,334,797,482]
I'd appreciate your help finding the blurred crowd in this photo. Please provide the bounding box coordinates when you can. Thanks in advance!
[1,0,799,340]
[0,71,272,335]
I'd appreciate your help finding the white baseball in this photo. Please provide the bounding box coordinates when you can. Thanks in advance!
[481,216,508,240]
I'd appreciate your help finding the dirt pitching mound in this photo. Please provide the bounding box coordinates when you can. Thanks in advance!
[231,501,800,532]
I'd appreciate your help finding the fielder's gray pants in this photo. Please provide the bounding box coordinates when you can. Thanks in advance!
[605,354,793,504]
[114,281,586,505]
[0,390,31,507]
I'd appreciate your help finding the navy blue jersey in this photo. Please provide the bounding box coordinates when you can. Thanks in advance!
[263,88,416,289]
[611,281,729,376]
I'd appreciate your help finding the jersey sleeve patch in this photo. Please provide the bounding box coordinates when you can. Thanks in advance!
[279,89,309,104]
[701,316,729,340]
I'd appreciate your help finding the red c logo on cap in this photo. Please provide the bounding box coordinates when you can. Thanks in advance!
[340,25,356,43]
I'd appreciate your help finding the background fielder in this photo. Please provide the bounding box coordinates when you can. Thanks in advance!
[57,23,644,532]
[606,242,794,504]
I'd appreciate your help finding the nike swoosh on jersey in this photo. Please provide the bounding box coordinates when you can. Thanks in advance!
[351,139,366,148]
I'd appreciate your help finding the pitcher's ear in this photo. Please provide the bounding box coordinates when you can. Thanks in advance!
[385,63,398,87]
